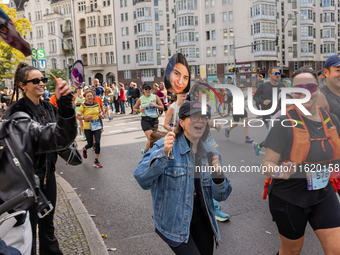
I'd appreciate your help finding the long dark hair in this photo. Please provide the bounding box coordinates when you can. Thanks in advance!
[11,62,39,106]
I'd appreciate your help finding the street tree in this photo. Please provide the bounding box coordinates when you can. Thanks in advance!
[46,69,67,92]
[0,4,31,81]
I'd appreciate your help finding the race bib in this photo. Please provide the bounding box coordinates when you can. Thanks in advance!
[90,119,102,131]
[105,95,110,100]
[145,106,158,117]
[206,133,218,148]
[164,97,168,103]
[306,167,331,190]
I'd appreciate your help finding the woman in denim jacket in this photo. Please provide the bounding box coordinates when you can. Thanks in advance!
[134,101,232,255]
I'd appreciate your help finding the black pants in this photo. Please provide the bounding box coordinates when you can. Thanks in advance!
[169,219,214,255]
[84,129,101,154]
[114,98,120,113]
[29,172,62,255]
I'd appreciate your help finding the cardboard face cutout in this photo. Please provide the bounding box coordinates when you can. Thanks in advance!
[164,53,190,94]
[0,7,31,57]
[71,60,85,89]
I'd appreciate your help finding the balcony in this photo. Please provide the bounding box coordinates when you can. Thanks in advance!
[85,5,100,13]
[139,60,154,65]
[300,19,313,24]
[141,76,154,82]
[254,51,276,56]
[62,30,73,38]
[138,46,153,51]
[80,28,86,34]
[62,48,74,56]
[178,41,195,47]
[324,52,335,58]
[254,33,276,39]
[253,15,276,21]
[136,16,152,22]
[177,9,194,16]
[177,25,195,32]
[137,31,153,36]
[253,0,275,3]
[300,36,313,41]
[300,3,313,8]
[323,37,336,42]
[323,22,335,27]
[301,52,313,57]
[323,5,335,11]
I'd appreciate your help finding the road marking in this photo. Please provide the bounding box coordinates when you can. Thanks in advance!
[115,121,139,126]
[126,128,137,131]
[108,130,122,133]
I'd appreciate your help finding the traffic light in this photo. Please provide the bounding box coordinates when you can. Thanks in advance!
[68,64,72,79]
[230,69,234,73]
[275,36,279,46]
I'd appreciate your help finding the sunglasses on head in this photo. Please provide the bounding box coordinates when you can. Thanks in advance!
[25,77,48,85]
[0,24,8,35]
[293,83,318,95]
[273,72,280,76]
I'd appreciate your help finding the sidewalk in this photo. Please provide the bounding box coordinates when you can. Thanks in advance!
[54,174,109,255]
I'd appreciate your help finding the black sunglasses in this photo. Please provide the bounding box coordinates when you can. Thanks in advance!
[144,87,151,90]
[0,24,8,35]
[25,77,48,85]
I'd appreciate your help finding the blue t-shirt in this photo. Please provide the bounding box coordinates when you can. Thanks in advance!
[95,86,105,98]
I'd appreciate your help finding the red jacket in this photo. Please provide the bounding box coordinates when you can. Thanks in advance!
[120,88,126,101]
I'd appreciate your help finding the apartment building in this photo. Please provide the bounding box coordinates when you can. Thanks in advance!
[15,0,75,71]
[73,0,117,85]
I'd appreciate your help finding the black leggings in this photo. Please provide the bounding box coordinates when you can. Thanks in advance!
[169,219,214,255]
[84,129,101,154]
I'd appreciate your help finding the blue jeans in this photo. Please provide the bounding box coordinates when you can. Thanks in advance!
[120,101,126,114]
[110,102,114,112]
[132,98,137,110]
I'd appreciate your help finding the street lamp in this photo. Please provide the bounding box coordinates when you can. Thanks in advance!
[281,11,299,70]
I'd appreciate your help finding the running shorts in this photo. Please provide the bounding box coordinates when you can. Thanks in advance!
[233,109,248,122]
[141,117,159,132]
[269,193,340,240]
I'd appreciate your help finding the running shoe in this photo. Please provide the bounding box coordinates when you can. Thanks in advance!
[82,147,87,159]
[109,117,113,121]
[245,137,253,143]
[94,162,103,168]
[78,127,82,135]
[225,129,230,138]
[141,149,147,155]
[92,144,96,151]
[253,141,260,156]
[214,206,230,222]
[83,136,86,141]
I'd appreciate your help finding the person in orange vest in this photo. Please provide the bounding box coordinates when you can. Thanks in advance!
[262,68,340,255]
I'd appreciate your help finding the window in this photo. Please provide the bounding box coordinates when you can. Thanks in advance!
[230,45,234,54]
[205,15,209,24]
[212,47,216,56]
[223,12,227,22]
[110,52,114,63]
[122,42,125,50]
[94,53,98,65]
[125,13,128,21]
[127,55,130,63]
[126,27,129,35]
[212,30,216,39]
[293,44,297,57]
[120,0,123,7]
[108,15,112,25]
[206,47,211,57]
[155,8,159,21]
[93,34,97,46]
[51,59,57,69]
[223,45,228,55]
[124,70,131,79]
[123,55,126,64]
[157,52,161,65]
[154,0,158,6]
[229,28,234,37]
[121,13,124,21]
[127,41,130,49]
[211,0,215,7]
[205,0,209,7]
[155,24,160,36]
[109,33,113,44]
[156,38,161,50]
[223,29,228,38]
[206,31,210,40]
[293,27,297,41]
[196,48,199,57]
[229,11,233,21]
[195,32,199,41]
[78,2,85,11]
[122,27,125,36]
[211,14,215,23]
[207,64,217,74]
[88,35,93,46]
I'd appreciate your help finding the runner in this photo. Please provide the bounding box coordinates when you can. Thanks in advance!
[103,82,113,121]
[93,78,104,98]
[133,83,163,155]
[157,82,168,117]
[153,83,159,95]
[263,68,340,255]
[225,84,254,143]
[4,62,70,255]
[164,93,186,131]
[133,101,232,255]
[78,90,103,168]
[74,87,86,140]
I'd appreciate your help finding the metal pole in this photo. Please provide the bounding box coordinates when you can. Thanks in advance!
[233,35,236,85]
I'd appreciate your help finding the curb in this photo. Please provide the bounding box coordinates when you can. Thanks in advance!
[56,174,109,255]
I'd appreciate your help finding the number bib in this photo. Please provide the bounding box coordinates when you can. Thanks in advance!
[90,119,102,131]
[145,106,158,117]
[306,167,331,190]
[206,133,218,148]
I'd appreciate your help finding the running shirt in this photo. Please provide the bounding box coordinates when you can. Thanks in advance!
[140,94,158,118]
[78,102,101,130]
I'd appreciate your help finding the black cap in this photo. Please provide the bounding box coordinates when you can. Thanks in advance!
[142,83,152,89]
[179,101,210,118]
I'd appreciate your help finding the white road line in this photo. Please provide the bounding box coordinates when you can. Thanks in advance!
[115,121,139,126]
[126,128,137,131]
[108,130,122,133]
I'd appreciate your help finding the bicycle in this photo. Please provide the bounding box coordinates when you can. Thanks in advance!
[218,98,232,118]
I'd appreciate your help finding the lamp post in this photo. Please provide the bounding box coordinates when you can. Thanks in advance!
[281,11,299,71]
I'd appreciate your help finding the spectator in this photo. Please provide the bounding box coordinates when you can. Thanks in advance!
[318,70,326,88]
[119,82,126,114]
[1,87,11,109]
[42,86,51,101]
[127,82,135,114]
[111,82,120,114]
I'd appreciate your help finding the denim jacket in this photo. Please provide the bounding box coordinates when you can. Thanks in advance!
[133,134,232,244]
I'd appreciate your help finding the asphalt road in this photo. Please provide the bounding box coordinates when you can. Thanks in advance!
[56,109,326,255]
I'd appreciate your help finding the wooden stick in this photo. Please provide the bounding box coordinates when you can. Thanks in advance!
[167,97,178,157]
[31,55,57,81]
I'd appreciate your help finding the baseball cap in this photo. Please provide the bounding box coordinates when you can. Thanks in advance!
[179,101,211,118]
[227,76,233,79]
[324,54,340,69]
[84,86,89,90]
[142,83,152,89]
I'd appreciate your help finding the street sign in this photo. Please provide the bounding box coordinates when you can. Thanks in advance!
[38,59,46,70]
[32,48,37,59]
[32,60,37,68]
[37,48,45,59]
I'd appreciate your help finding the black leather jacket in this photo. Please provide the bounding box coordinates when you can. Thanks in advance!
[4,96,64,183]
[0,111,77,210]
